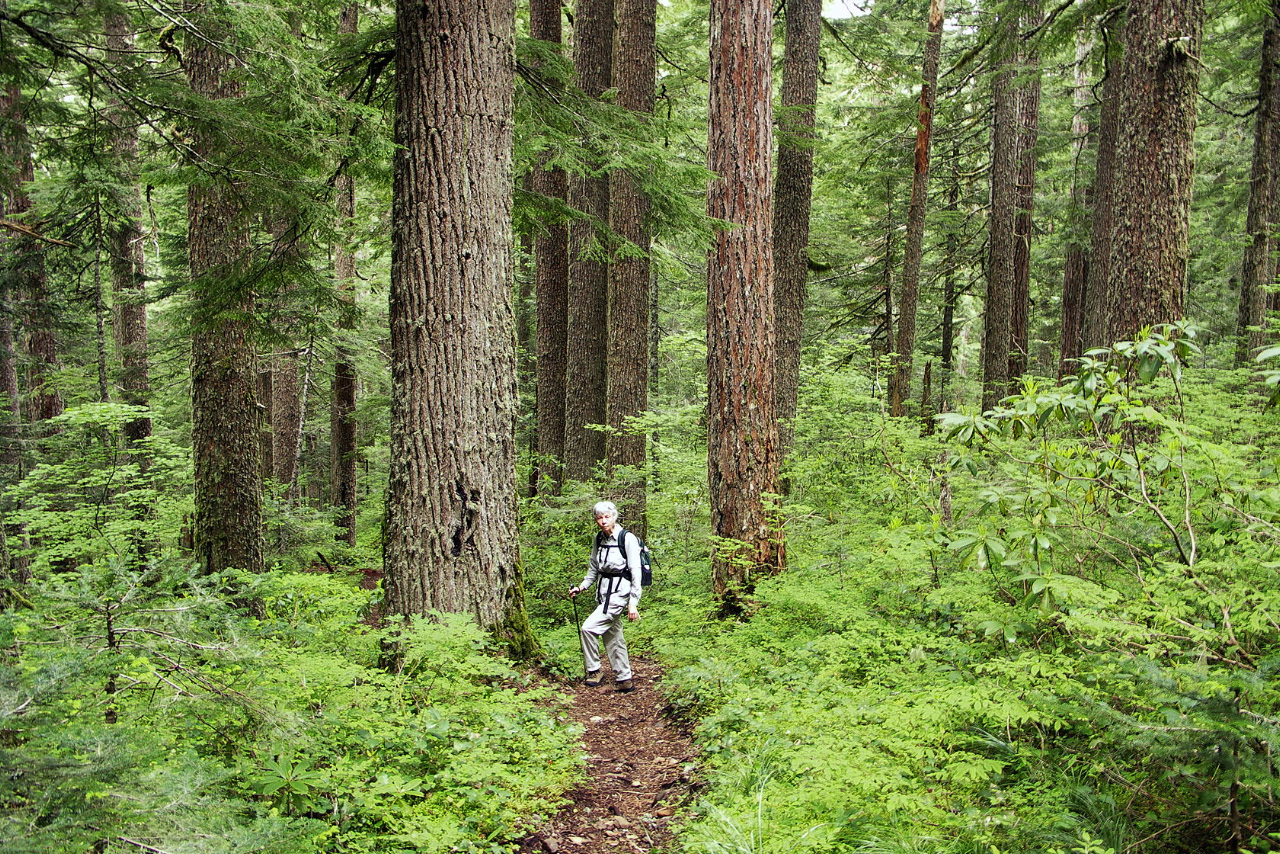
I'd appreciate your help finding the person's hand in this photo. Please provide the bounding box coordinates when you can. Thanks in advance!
[569,586,580,598]
[628,606,639,622]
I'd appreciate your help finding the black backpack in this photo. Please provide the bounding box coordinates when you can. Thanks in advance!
[594,528,653,588]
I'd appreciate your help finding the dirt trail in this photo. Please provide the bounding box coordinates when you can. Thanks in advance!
[520,657,700,853]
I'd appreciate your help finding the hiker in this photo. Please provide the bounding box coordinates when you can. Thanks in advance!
[568,500,641,693]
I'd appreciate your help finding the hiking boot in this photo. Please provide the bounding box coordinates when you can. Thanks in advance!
[615,679,634,693]
[584,671,603,687]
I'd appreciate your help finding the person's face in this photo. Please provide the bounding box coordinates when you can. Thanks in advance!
[595,512,616,535]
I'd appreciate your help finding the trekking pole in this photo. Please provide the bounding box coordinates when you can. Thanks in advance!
[570,590,579,627]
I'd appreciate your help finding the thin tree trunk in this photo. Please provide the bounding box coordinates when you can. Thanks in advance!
[939,146,960,413]
[707,0,783,613]
[384,0,535,656]
[1082,16,1122,351]
[1008,6,1041,383]
[1,82,61,425]
[331,2,359,547]
[271,347,302,493]
[773,0,821,446]
[1103,0,1204,343]
[0,277,28,588]
[531,0,570,496]
[920,359,934,434]
[982,56,1017,412]
[606,0,657,530]
[258,369,273,480]
[1059,31,1094,377]
[184,9,265,579]
[563,0,614,483]
[890,0,943,417]
[1236,0,1280,365]
[0,52,32,587]
[105,12,151,449]
[882,177,895,360]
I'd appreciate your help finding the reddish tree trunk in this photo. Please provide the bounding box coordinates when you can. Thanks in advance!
[890,0,943,417]
[707,0,783,612]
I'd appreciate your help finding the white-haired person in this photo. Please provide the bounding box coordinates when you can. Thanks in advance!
[568,500,642,693]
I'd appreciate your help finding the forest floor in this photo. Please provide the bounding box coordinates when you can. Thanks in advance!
[519,656,702,854]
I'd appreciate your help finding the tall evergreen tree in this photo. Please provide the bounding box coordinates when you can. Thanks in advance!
[2,78,60,424]
[104,10,151,452]
[1008,4,1041,380]
[331,3,360,547]
[184,4,264,578]
[774,0,821,444]
[982,48,1017,411]
[532,0,570,494]
[707,0,784,611]
[1236,0,1280,365]
[563,0,614,482]
[1059,30,1094,376]
[1082,13,1122,351]
[383,0,535,655]
[606,0,657,527]
[1103,0,1204,342]
[890,0,943,418]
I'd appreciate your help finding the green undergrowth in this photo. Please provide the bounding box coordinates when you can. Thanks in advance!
[643,329,1280,854]
[0,565,582,853]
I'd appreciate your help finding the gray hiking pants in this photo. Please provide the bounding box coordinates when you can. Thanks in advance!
[580,589,632,682]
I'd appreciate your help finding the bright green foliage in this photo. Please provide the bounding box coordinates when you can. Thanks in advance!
[3,404,190,576]
[637,326,1280,854]
[1,563,581,853]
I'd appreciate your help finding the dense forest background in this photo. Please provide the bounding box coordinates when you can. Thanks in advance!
[5,0,1280,852]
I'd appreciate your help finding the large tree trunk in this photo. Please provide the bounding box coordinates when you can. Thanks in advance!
[982,56,1017,412]
[889,0,943,417]
[773,0,821,445]
[1082,17,1122,352]
[531,0,570,495]
[184,9,265,579]
[1103,0,1204,343]
[1059,31,1094,377]
[1008,7,1041,382]
[562,0,614,483]
[331,3,359,547]
[707,0,783,613]
[1236,0,1280,365]
[606,0,656,529]
[384,0,535,656]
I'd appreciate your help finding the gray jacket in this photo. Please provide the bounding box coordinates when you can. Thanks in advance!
[579,525,643,609]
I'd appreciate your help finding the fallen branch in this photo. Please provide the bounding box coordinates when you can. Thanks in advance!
[0,217,75,247]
